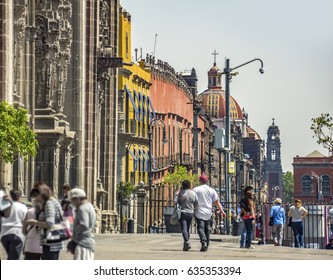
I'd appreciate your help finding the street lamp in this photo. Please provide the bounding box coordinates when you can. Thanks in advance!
[179,127,192,166]
[148,118,167,233]
[223,58,264,234]
[311,171,323,202]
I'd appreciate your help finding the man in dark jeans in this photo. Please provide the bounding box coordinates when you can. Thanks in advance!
[194,174,226,252]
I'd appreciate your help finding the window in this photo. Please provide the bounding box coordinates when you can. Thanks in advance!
[271,149,276,161]
[301,175,312,195]
[322,175,331,195]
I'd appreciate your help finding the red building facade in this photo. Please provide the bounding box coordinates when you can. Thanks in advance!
[293,150,333,203]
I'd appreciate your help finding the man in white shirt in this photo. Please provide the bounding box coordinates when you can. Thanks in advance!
[0,189,28,260]
[194,174,226,252]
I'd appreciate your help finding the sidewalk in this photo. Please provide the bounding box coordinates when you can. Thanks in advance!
[57,234,333,260]
[2,233,332,260]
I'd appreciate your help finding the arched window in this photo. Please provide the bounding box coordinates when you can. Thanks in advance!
[322,175,331,195]
[301,175,312,195]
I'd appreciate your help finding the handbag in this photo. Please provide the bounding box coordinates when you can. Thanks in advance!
[43,207,72,244]
[269,206,281,226]
[169,191,181,225]
[288,217,292,227]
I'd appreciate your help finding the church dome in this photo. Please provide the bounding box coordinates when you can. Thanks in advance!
[198,61,243,120]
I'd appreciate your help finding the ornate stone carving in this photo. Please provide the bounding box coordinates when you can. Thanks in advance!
[35,0,72,113]
[13,0,28,100]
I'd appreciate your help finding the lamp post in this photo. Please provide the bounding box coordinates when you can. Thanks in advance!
[179,127,192,166]
[223,58,264,234]
[148,118,167,233]
[311,171,323,202]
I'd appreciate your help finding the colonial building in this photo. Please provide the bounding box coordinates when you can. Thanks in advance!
[0,0,121,233]
[117,8,151,187]
[293,150,333,203]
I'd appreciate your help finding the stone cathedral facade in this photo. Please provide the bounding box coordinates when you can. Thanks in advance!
[0,0,121,232]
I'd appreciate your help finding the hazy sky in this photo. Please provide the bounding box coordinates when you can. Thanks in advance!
[121,0,333,171]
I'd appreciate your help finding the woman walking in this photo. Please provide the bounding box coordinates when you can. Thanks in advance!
[25,182,64,260]
[174,180,198,251]
[288,199,308,248]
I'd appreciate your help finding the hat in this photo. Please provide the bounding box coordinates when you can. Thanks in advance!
[199,174,209,183]
[69,188,86,199]
[274,198,282,204]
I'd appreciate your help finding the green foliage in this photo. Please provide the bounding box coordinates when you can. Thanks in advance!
[164,165,199,188]
[0,101,38,163]
[310,113,333,153]
[117,181,135,199]
[282,171,294,204]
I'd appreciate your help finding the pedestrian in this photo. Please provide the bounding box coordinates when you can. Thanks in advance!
[61,184,74,229]
[0,189,28,260]
[270,198,285,246]
[174,180,198,251]
[239,186,253,248]
[327,201,333,238]
[194,174,226,252]
[67,188,96,260]
[22,188,43,260]
[240,190,256,249]
[288,199,308,248]
[25,182,64,260]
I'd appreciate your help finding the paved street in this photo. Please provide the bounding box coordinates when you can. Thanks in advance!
[55,234,332,260]
[1,233,332,260]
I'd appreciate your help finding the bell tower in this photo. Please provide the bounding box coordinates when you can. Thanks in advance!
[263,118,283,201]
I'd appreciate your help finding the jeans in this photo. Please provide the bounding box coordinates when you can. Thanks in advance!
[196,217,211,245]
[330,224,333,238]
[291,221,304,247]
[42,245,60,260]
[240,219,246,247]
[1,234,23,260]
[244,218,254,248]
[179,213,193,243]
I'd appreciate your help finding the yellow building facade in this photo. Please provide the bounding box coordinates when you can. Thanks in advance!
[118,8,152,186]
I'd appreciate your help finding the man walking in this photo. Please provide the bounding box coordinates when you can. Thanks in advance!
[194,174,226,252]
[0,189,27,260]
[67,188,96,260]
[270,198,285,246]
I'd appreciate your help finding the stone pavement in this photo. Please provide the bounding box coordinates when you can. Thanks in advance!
[56,234,333,260]
[1,233,332,260]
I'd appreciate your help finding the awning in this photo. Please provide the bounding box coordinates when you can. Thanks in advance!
[147,96,156,123]
[125,87,139,120]
[127,148,138,171]
[141,148,149,171]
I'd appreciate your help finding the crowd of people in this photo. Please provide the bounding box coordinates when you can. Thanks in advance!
[0,182,96,260]
[1,174,333,260]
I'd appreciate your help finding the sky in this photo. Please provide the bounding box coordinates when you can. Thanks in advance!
[121,0,333,172]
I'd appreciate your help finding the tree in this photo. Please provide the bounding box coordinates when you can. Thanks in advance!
[163,165,199,188]
[282,171,294,204]
[0,101,38,163]
[117,181,135,200]
[310,113,333,154]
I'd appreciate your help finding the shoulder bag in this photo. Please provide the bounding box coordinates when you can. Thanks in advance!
[43,204,72,244]
[170,191,181,225]
[269,206,281,226]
